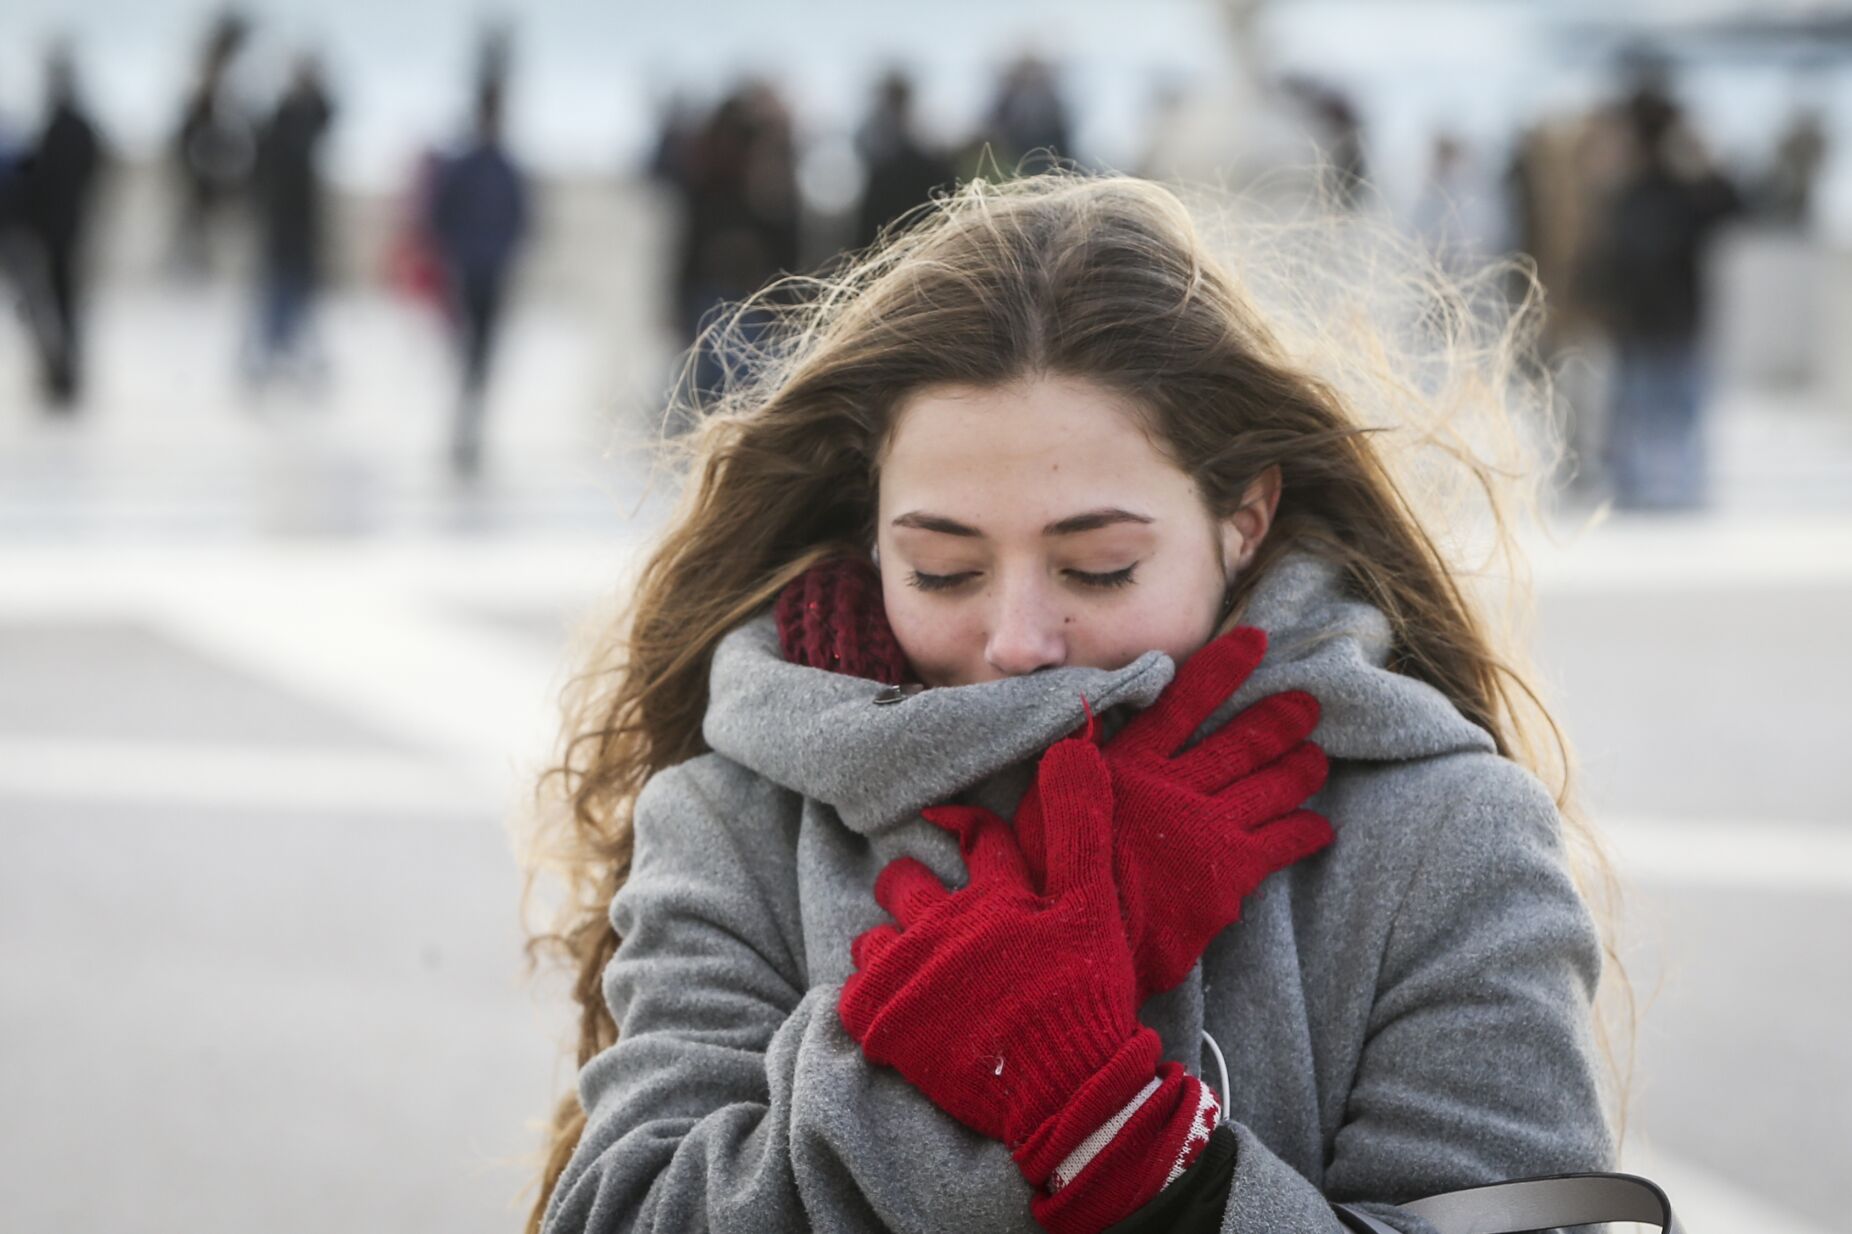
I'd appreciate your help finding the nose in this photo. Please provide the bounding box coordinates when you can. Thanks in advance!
[984,575,1068,676]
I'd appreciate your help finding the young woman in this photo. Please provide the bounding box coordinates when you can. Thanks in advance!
[520,172,1616,1233]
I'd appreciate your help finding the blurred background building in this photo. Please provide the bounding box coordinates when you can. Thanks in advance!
[1,2,1848,1232]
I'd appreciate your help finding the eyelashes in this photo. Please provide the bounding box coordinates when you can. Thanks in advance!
[905,565,1139,593]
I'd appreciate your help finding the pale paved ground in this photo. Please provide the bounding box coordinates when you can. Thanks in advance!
[2,282,1849,1232]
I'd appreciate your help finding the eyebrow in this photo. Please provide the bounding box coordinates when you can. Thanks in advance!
[889,507,1156,538]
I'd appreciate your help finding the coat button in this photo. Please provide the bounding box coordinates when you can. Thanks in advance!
[871,685,906,705]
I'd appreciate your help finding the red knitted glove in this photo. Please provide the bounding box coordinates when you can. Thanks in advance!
[840,735,1216,1233]
[1016,626,1334,1004]
[841,735,1150,1154]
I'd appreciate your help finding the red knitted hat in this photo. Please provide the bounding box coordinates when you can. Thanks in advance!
[774,555,914,686]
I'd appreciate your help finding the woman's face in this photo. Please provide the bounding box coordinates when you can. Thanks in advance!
[874,374,1277,687]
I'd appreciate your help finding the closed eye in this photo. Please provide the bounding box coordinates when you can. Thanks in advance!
[905,566,1139,592]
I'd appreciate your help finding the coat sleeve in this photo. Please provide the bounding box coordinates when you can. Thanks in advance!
[1214,758,1617,1234]
[540,756,1036,1234]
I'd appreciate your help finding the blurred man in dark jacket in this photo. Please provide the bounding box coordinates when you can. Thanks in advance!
[248,54,334,386]
[428,81,529,478]
[170,13,251,279]
[853,70,953,252]
[19,46,103,410]
[1584,84,1740,511]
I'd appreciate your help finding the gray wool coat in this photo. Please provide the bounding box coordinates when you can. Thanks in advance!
[542,550,1614,1234]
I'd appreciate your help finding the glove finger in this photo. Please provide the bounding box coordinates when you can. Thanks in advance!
[1205,809,1335,898]
[960,807,1033,891]
[873,856,952,929]
[1248,809,1336,868]
[1179,809,1334,914]
[1167,690,1320,791]
[849,922,904,973]
[1113,625,1267,760]
[839,957,893,1045]
[1009,694,1099,898]
[1208,741,1329,824]
[843,921,934,1048]
[1274,739,1331,798]
[1037,736,1116,903]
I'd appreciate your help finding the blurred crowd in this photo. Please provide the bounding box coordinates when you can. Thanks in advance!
[1,14,531,479]
[0,13,1838,509]
[1497,63,1827,511]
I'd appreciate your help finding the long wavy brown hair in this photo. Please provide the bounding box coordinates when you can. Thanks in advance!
[513,170,1629,1230]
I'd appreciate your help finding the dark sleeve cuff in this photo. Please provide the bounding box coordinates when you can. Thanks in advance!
[1100,1121,1237,1234]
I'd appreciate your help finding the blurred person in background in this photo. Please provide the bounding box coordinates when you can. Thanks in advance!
[964,54,1074,178]
[169,11,253,280]
[666,80,801,406]
[11,43,104,411]
[427,78,529,479]
[647,92,701,345]
[645,90,700,191]
[0,117,23,272]
[1582,80,1742,513]
[1504,113,1632,352]
[245,53,334,391]
[1503,109,1635,496]
[1756,107,1827,230]
[2,97,40,390]
[852,69,954,252]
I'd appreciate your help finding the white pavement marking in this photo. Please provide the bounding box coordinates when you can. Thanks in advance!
[1622,1136,1839,1234]
[0,536,641,620]
[0,738,481,818]
[1602,816,1852,893]
[1525,514,1852,592]
[0,537,646,794]
[147,588,563,785]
